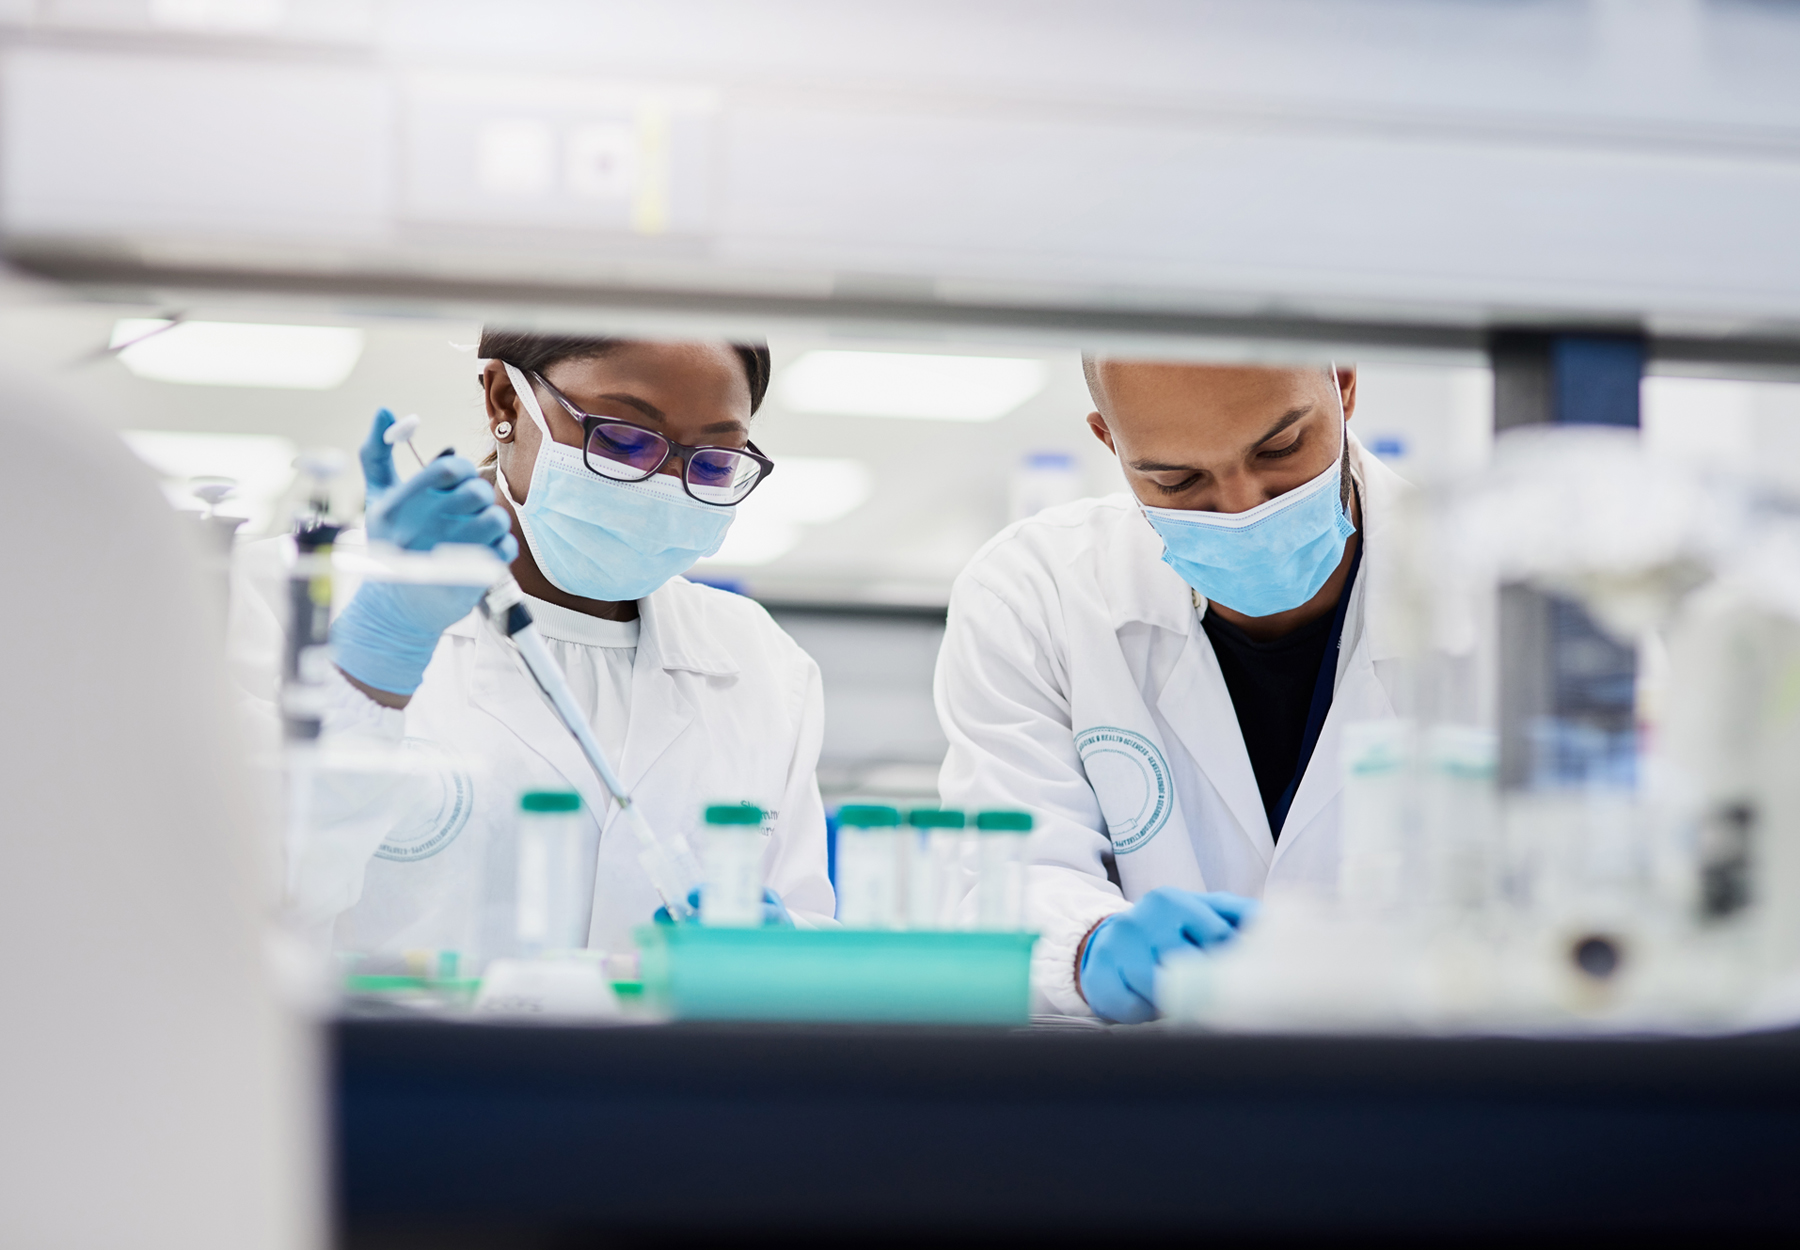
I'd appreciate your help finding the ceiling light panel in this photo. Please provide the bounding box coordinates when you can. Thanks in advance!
[110,319,365,389]
[777,351,1047,422]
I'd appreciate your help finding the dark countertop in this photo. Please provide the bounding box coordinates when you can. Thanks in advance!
[337,1016,1800,1247]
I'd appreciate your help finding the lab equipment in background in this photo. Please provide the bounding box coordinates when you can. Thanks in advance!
[975,810,1032,930]
[907,808,966,930]
[700,803,766,928]
[281,451,344,742]
[516,791,589,954]
[1008,450,1083,523]
[1662,566,1800,979]
[835,804,904,928]
[480,577,703,922]
[1160,424,1800,1034]
[276,540,507,956]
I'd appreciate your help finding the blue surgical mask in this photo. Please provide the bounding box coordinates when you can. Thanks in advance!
[1140,384,1354,618]
[497,363,735,601]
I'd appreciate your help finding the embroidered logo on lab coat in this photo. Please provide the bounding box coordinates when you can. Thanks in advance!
[374,738,476,862]
[1074,726,1171,855]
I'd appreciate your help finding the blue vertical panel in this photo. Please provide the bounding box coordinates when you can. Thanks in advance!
[1551,335,1644,428]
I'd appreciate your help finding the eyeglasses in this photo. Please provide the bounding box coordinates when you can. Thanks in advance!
[531,372,774,506]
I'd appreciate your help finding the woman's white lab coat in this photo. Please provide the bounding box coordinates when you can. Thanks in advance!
[934,434,1410,1014]
[231,536,836,957]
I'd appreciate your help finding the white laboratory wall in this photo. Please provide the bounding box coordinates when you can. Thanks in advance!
[1644,374,1800,495]
[765,608,948,803]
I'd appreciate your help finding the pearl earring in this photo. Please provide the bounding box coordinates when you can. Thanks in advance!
[494,421,513,440]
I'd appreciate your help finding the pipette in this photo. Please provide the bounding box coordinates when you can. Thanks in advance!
[479,578,704,921]
[383,413,427,469]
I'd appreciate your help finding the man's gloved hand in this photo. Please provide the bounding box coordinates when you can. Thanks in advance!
[1079,887,1260,1024]
[331,409,518,696]
[654,887,794,927]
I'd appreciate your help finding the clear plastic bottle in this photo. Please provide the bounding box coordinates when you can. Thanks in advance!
[701,802,766,927]
[835,804,904,928]
[906,808,967,930]
[975,809,1033,930]
[516,790,587,954]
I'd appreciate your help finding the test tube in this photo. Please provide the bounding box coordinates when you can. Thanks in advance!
[835,804,903,928]
[700,803,767,927]
[906,808,967,930]
[516,790,587,954]
[974,809,1033,931]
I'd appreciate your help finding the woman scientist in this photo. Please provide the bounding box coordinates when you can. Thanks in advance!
[283,332,833,957]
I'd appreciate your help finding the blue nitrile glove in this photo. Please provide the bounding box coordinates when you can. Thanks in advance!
[1079,888,1260,1024]
[330,409,517,696]
[654,887,794,927]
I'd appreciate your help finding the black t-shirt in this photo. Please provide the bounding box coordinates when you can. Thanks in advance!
[1200,605,1335,840]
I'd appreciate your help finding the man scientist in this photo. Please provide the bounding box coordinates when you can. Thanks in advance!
[935,359,1408,1021]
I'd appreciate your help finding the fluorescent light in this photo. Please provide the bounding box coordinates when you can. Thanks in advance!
[698,457,873,567]
[149,0,285,30]
[111,320,365,389]
[777,351,1046,422]
[121,430,298,531]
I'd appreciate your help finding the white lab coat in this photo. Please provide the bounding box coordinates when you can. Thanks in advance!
[935,434,1410,1014]
[230,533,836,957]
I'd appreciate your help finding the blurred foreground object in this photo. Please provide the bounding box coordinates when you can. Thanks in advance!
[1163,423,1800,1034]
[0,372,318,1248]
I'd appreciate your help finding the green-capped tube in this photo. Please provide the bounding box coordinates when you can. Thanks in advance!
[907,808,968,929]
[975,809,1033,931]
[701,801,766,927]
[516,790,588,954]
[836,803,904,928]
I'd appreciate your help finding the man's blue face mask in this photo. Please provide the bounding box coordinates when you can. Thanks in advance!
[1139,378,1355,619]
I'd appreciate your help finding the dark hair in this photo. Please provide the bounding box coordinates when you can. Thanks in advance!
[477,328,772,414]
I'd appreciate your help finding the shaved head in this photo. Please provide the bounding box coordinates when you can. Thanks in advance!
[1082,357,1356,517]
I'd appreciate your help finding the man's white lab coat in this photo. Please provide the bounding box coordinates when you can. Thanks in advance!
[231,536,836,957]
[935,434,1409,1014]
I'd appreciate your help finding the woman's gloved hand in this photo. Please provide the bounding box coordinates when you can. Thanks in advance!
[1079,887,1260,1024]
[654,887,794,927]
[330,409,518,696]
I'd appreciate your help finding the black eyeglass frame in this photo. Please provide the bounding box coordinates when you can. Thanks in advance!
[530,371,775,507]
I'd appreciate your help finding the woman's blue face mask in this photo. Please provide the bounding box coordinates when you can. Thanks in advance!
[1139,380,1354,618]
[498,363,734,601]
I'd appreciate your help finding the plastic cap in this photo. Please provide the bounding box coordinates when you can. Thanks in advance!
[907,808,966,828]
[520,790,581,813]
[975,809,1033,832]
[837,804,901,827]
[705,803,764,825]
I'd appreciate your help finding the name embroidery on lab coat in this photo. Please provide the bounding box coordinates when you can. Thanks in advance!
[1074,726,1171,854]
[374,738,476,862]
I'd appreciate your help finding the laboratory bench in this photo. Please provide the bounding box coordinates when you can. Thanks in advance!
[336,1016,1800,1248]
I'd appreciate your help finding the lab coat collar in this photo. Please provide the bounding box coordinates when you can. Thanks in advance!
[443,577,741,678]
[638,579,741,677]
[1348,433,1411,666]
